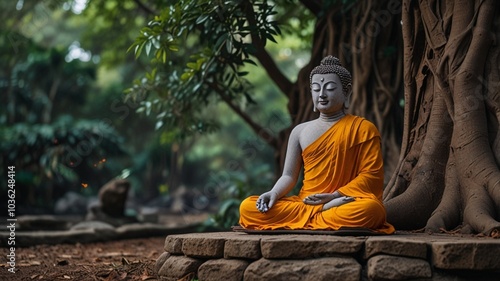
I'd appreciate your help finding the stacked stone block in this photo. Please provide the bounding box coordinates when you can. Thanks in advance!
[155,232,500,281]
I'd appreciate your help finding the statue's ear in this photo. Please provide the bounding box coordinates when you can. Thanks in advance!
[344,84,352,109]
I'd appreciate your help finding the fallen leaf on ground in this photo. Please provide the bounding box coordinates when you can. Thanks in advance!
[18,261,42,266]
[98,252,136,258]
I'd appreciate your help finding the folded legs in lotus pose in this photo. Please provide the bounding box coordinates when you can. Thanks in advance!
[239,55,395,234]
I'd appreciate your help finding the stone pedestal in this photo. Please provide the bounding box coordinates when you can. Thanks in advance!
[154,232,500,281]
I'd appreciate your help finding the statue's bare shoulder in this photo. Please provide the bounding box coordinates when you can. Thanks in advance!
[290,119,333,150]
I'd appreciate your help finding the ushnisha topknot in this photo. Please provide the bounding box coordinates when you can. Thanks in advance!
[310,55,352,94]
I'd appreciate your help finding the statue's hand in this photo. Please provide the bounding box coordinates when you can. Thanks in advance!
[303,193,336,205]
[256,191,278,213]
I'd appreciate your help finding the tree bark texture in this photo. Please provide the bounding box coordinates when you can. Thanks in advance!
[384,0,500,236]
[281,0,404,183]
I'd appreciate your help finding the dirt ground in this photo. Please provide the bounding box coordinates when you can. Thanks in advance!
[1,236,166,281]
[0,212,211,281]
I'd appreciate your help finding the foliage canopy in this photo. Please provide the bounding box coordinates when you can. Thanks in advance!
[126,0,314,140]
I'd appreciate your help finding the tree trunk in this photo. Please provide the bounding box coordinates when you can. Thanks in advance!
[384,0,500,236]
[279,1,404,183]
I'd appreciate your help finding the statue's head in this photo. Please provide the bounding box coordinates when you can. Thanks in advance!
[310,56,352,112]
[310,56,352,94]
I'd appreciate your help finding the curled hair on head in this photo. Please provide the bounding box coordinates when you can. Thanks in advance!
[310,55,352,94]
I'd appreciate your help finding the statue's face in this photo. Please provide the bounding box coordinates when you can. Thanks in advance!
[311,73,345,115]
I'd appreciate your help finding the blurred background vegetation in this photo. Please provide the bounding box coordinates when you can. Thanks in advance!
[0,0,313,228]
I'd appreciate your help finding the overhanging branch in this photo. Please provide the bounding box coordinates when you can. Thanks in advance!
[299,0,322,16]
[209,82,279,149]
[133,0,157,15]
[241,0,293,96]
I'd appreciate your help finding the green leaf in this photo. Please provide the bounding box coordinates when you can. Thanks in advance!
[145,41,152,56]
[155,49,164,62]
[135,43,145,59]
[193,83,202,92]
[187,62,198,69]
[266,33,277,43]
[196,14,210,24]
[162,49,167,62]
[215,33,228,50]
[152,36,161,49]
[181,72,193,81]
[243,59,257,66]
[225,38,233,53]
[155,120,164,130]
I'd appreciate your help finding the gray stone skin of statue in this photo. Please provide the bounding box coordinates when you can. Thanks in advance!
[256,73,354,213]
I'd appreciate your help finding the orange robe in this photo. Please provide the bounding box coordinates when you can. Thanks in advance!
[239,115,395,234]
